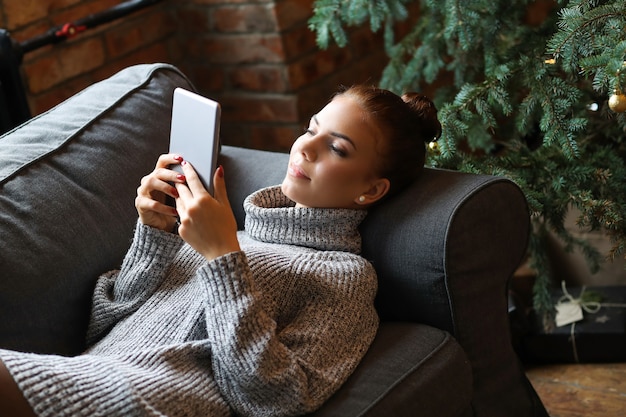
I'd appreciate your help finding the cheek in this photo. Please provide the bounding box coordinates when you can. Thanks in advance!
[316,162,368,189]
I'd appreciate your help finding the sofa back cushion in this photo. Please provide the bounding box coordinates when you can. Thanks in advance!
[0,64,192,355]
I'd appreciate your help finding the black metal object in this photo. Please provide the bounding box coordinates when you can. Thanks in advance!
[0,0,164,135]
[0,29,30,133]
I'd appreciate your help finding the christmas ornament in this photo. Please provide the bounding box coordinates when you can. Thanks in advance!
[609,62,626,113]
[608,90,626,112]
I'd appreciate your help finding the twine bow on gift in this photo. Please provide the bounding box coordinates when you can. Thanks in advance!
[557,281,602,315]
[555,281,626,363]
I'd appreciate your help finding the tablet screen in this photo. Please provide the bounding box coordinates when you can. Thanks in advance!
[168,88,221,195]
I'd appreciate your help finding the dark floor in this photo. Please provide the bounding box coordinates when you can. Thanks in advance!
[526,363,626,417]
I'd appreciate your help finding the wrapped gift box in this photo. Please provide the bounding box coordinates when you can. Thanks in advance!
[522,285,626,363]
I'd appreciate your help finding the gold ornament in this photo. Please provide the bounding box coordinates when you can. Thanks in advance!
[609,62,626,113]
[608,90,626,113]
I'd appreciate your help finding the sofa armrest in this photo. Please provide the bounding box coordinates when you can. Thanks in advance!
[361,168,541,416]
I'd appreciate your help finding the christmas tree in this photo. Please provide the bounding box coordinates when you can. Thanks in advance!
[309,0,626,318]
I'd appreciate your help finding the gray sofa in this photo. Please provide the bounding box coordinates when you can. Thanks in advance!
[0,63,549,416]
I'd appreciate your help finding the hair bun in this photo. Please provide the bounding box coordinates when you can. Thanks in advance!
[401,92,442,143]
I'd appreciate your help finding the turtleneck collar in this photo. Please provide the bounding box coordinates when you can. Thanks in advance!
[243,186,367,254]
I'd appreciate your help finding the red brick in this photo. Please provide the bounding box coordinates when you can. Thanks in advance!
[104,11,176,58]
[4,0,77,29]
[293,52,388,121]
[92,42,173,82]
[287,47,352,89]
[280,24,318,60]
[165,37,185,63]
[211,4,277,33]
[249,124,299,151]
[23,56,58,93]
[188,65,227,92]
[175,6,211,34]
[59,37,106,76]
[51,0,119,27]
[10,20,51,50]
[28,73,93,114]
[131,40,174,64]
[219,121,250,148]
[23,36,106,93]
[219,93,298,123]
[229,65,288,92]
[295,84,341,125]
[274,0,313,30]
[347,26,385,57]
[194,34,285,64]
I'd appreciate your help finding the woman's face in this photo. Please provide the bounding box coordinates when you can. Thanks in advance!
[281,95,390,209]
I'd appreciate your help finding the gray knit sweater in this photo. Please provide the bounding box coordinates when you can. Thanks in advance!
[0,186,379,417]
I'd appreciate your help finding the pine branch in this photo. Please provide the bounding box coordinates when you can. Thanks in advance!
[309,0,411,48]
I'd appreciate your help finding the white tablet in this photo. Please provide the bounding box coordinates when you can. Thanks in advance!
[168,87,221,195]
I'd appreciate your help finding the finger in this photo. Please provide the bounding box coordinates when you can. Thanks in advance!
[135,195,178,217]
[138,173,180,200]
[212,165,230,205]
[175,182,193,207]
[180,161,209,196]
[155,153,184,169]
[155,166,187,187]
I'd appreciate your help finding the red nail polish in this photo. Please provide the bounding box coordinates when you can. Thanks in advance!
[177,174,186,181]
[174,155,183,161]
[217,165,224,178]
[181,160,187,166]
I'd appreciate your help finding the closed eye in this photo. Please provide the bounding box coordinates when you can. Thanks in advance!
[330,143,348,157]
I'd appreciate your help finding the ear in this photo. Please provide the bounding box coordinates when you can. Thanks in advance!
[355,178,391,206]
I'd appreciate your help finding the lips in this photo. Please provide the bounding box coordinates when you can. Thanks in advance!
[288,162,310,180]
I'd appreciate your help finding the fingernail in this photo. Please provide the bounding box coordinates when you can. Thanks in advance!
[173,154,183,162]
[181,160,187,166]
[217,165,224,178]
[176,174,186,181]
[172,187,179,198]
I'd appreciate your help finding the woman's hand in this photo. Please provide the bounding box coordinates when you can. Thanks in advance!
[135,154,185,232]
[175,161,241,261]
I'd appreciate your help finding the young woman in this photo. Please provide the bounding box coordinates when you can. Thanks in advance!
[0,85,441,417]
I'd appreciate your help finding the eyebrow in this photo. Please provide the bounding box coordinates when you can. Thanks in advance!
[313,115,357,150]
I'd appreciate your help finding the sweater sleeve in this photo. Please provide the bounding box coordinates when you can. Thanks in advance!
[200,250,379,417]
[86,221,184,346]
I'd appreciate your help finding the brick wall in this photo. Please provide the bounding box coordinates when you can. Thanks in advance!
[177,0,388,150]
[1,0,389,151]
[1,0,178,117]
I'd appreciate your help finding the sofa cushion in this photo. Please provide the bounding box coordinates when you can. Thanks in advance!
[0,63,193,355]
[307,323,473,417]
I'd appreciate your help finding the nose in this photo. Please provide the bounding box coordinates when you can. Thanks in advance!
[299,134,318,161]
